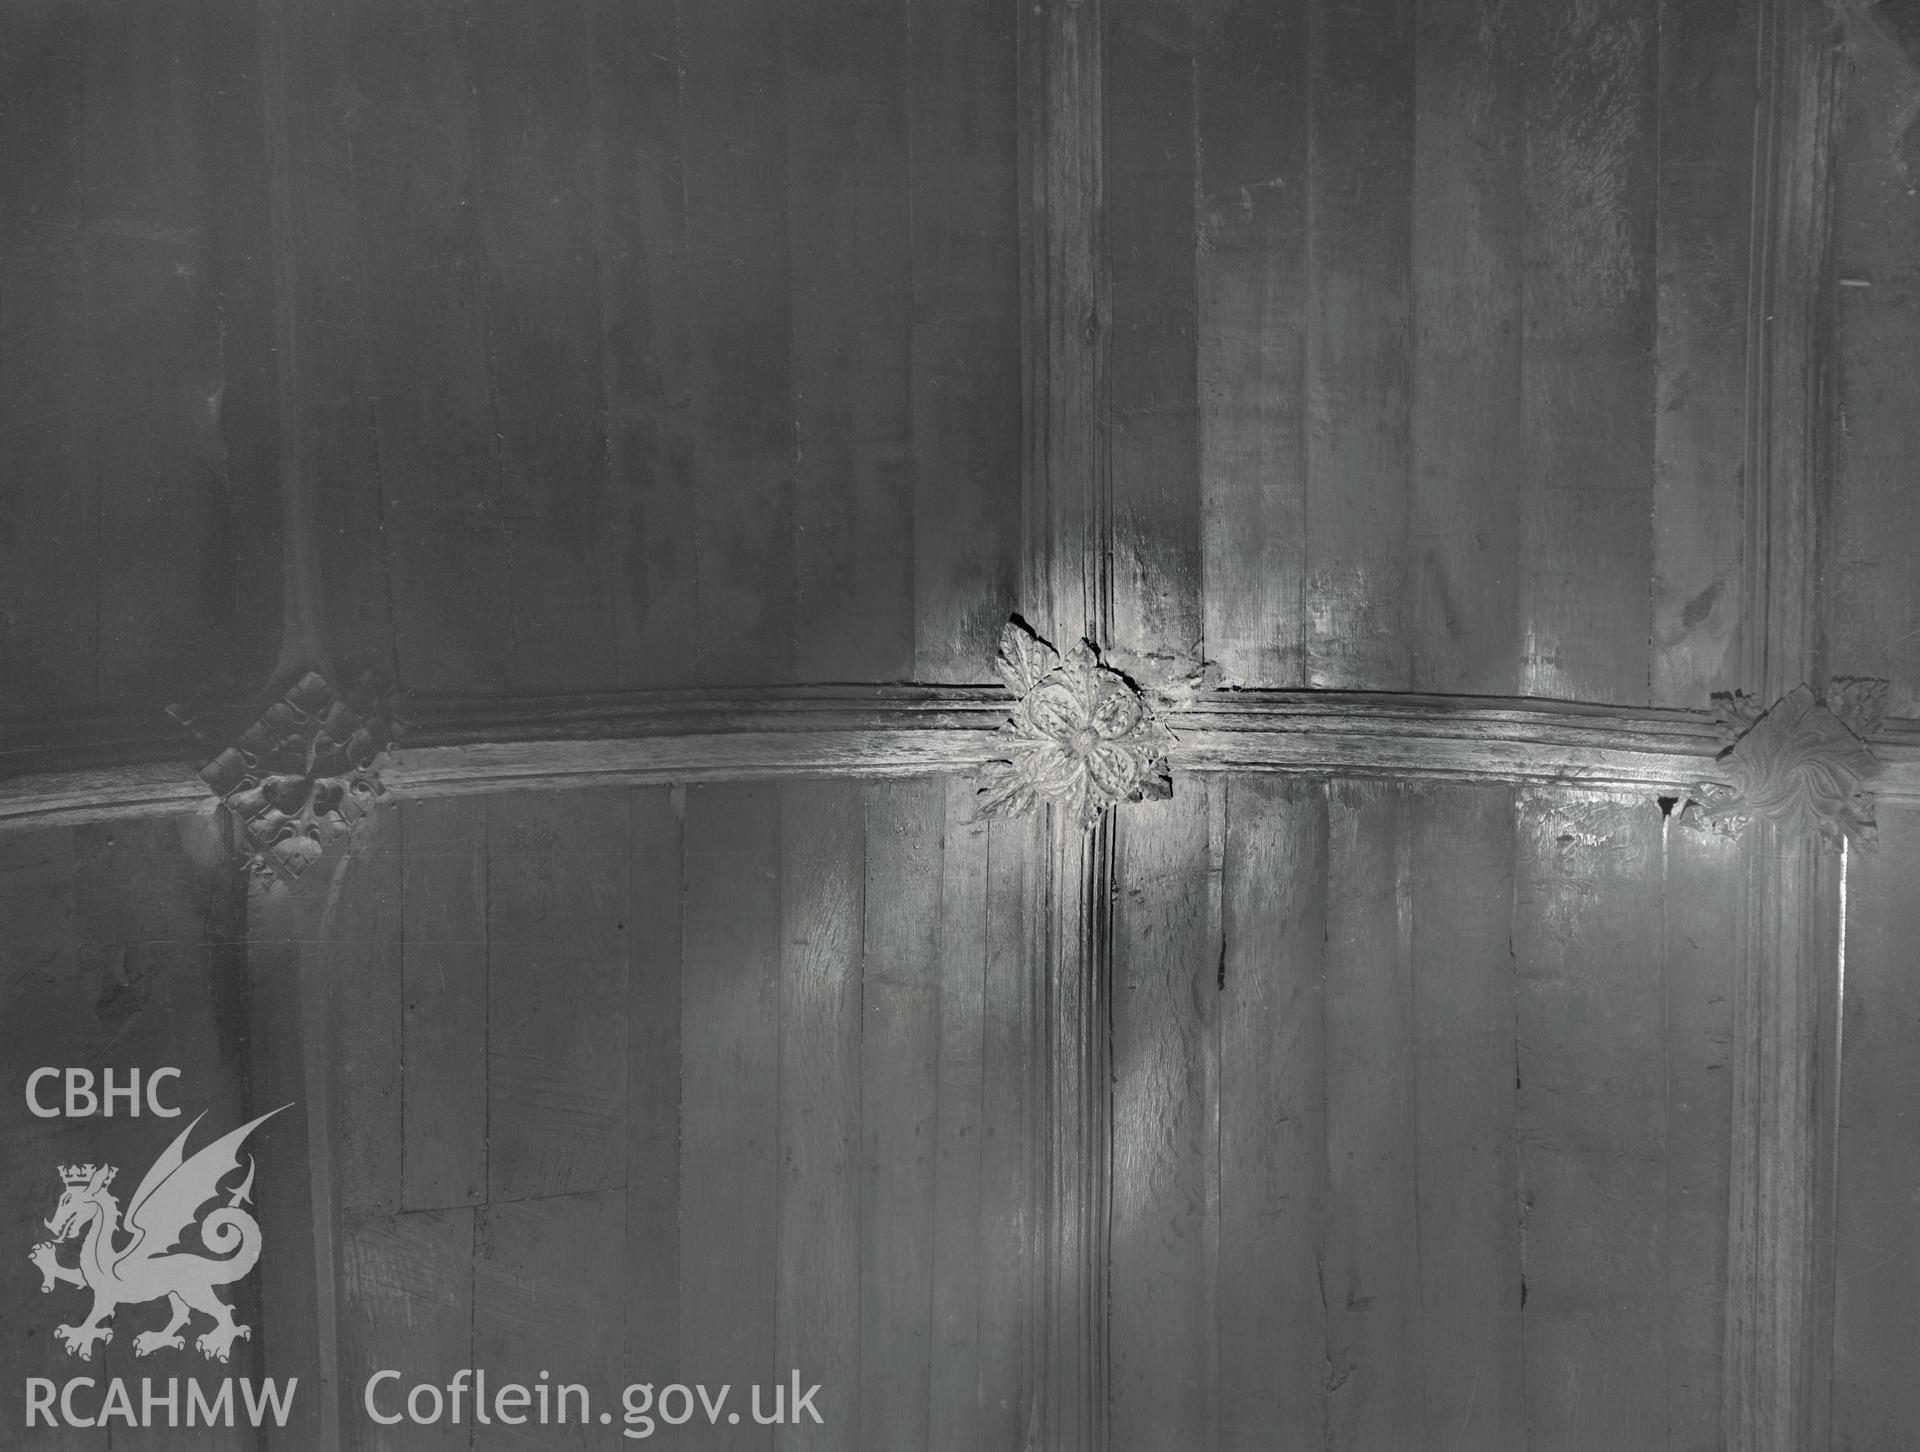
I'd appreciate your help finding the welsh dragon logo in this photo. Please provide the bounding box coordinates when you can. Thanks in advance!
[27,1106,286,1363]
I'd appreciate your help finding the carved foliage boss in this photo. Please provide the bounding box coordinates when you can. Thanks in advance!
[199,672,402,882]
[977,620,1175,831]
[1690,681,1883,846]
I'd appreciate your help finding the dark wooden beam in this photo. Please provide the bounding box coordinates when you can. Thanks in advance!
[14,686,1920,833]
[1730,0,1851,1445]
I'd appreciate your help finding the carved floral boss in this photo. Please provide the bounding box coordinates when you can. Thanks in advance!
[977,620,1176,831]
[1689,681,1883,846]
[199,672,402,882]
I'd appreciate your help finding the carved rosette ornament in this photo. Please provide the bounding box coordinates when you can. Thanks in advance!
[1688,681,1883,846]
[200,672,403,883]
[976,620,1177,831]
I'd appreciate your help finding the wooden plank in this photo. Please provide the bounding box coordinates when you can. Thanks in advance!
[85,227,226,704]
[930,778,988,1452]
[0,3,84,228]
[200,0,283,684]
[277,0,389,678]
[72,815,250,1138]
[487,791,628,1201]
[1514,793,1667,1448]
[0,827,95,1452]
[680,782,781,1443]
[468,0,614,692]
[1518,0,1657,704]
[1651,0,1754,705]
[787,0,915,683]
[587,0,699,689]
[1829,19,1920,714]
[910,0,1023,681]
[1410,783,1524,1449]
[1661,813,1739,1446]
[327,805,402,1216]
[1110,780,1216,1451]
[1196,1,1310,689]
[3,822,256,1449]
[977,805,1040,1450]
[625,786,683,1387]
[1023,0,1105,654]
[1107,0,1201,664]
[80,2,232,705]
[1409,0,1523,696]
[1832,808,1920,1445]
[78,0,207,235]
[472,1192,625,1450]
[250,842,354,1451]
[1217,777,1327,1448]
[1304,0,1415,690]
[402,795,489,1210]
[679,0,795,686]
[346,0,508,695]
[1323,780,1423,1444]
[860,778,944,1449]
[342,1208,474,1451]
[774,780,863,1447]
[0,8,92,715]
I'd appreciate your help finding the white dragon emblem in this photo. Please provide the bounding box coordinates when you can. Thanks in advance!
[27,1106,286,1363]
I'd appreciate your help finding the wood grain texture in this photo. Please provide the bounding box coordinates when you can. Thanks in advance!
[472,1191,625,1450]
[1110,780,1216,1451]
[775,779,864,1449]
[1726,6,1847,1443]
[1024,0,1107,651]
[930,779,988,1452]
[1216,777,1327,1449]
[25,683,1889,835]
[0,822,252,1447]
[468,0,615,693]
[1410,0,1522,696]
[487,791,628,1201]
[588,0,699,689]
[1661,813,1738,1447]
[79,6,234,705]
[788,0,915,683]
[680,0,794,687]
[278,0,389,680]
[1323,781,1424,1443]
[0,828,93,1451]
[1196,0,1310,690]
[1651,0,1754,706]
[1829,13,1920,714]
[402,795,489,1210]
[200,0,284,688]
[860,778,944,1451]
[1722,827,1842,1451]
[85,228,229,703]
[910,0,1023,681]
[1410,783,1524,1450]
[327,805,402,1216]
[1832,807,1920,1447]
[625,786,683,1388]
[978,804,1040,1451]
[347,0,509,694]
[1107,0,1201,665]
[249,845,351,1450]
[1518,0,1657,704]
[342,1209,474,1451]
[1515,793,1667,1448]
[1304,0,1415,690]
[680,782,781,1445]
